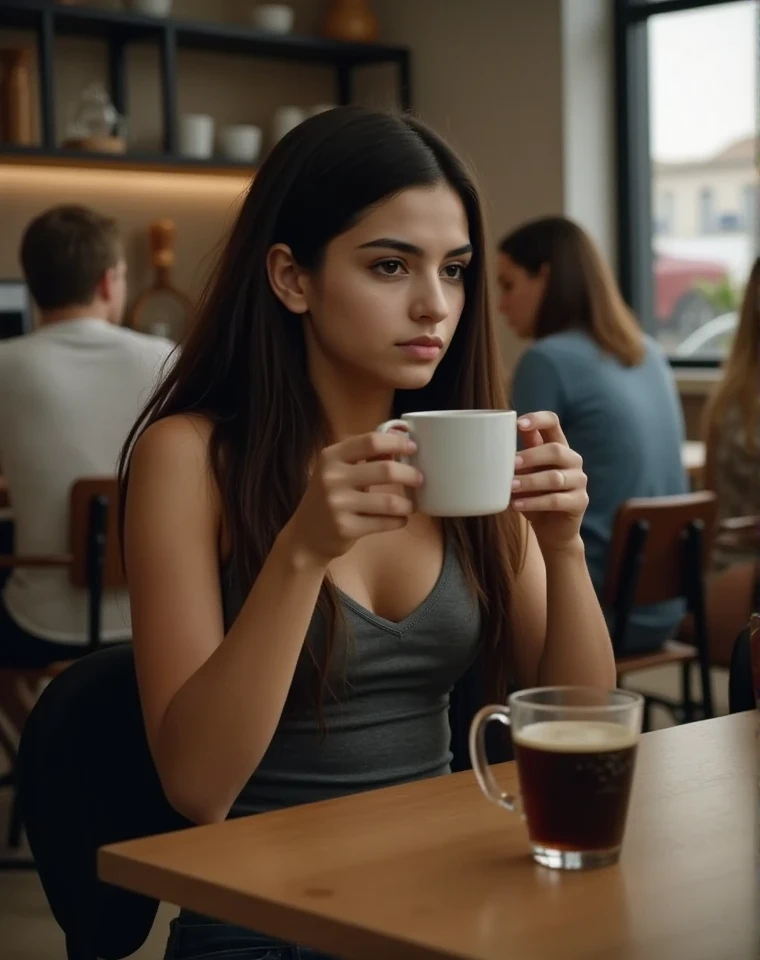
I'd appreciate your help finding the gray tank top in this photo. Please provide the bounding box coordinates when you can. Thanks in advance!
[222,535,482,816]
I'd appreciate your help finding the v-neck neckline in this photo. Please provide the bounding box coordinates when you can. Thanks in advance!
[335,535,453,636]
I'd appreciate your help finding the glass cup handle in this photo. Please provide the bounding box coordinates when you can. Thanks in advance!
[376,419,412,465]
[468,705,518,812]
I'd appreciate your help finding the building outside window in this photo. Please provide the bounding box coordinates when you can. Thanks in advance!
[616,0,759,362]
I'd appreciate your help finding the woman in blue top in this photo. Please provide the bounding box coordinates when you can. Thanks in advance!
[497,216,688,654]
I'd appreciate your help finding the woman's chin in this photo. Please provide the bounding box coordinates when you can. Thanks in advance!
[386,365,439,391]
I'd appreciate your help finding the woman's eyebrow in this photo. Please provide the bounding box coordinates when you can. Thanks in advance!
[357,238,473,258]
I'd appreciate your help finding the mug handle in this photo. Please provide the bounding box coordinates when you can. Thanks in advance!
[468,705,519,812]
[376,419,413,464]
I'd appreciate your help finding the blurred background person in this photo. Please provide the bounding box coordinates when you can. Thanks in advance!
[498,215,687,655]
[701,256,760,666]
[0,205,173,733]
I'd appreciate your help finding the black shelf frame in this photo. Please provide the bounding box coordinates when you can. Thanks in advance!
[0,0,412,172]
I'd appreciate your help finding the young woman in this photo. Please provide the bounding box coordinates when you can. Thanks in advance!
[702,257,760,666]
[498,216,687,655]
[121,109,614,960]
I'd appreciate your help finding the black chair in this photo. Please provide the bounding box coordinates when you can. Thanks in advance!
[17,643,189,960]
[728,625,755,714]
[15,636,496,960]
[449,652,512,772]
[0,478,121,862]
[603,492,718,730]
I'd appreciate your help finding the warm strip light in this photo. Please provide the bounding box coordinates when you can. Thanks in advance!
[0,164,251,201]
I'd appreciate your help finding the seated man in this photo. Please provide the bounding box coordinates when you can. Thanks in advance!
[0,205,174,727]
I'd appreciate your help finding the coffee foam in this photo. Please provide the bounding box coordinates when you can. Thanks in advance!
[514,720,637,753]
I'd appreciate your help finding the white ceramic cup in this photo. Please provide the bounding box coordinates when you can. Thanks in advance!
[272,106,305,142]
[250,4,294,33]
[179,113,214,159]
[218,124,262,163]
[376,410,517,517]
[124,0,172,16]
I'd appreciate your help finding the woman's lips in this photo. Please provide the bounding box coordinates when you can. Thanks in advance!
[396,336,443,361]
[398,343,442,360]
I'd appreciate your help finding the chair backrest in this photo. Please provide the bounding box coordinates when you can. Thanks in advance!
[17,644,189,960]
[69,478,125,590]
[603,491,718,607]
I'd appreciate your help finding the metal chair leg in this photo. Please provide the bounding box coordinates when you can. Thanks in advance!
[697,649,714,720]
[681,661,694,723]
[642,698,653,732]
[8,791,22,848]
[685,520,714,720]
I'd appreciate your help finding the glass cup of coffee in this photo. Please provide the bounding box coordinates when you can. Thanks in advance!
[469,687,644,870]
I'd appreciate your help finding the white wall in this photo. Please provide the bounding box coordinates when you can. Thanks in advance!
[560,0,617,269]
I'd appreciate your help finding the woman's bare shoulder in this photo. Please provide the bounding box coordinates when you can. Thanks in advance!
[133,413,214,460]
[128,413,221,517]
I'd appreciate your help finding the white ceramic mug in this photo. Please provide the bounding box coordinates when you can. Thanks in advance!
[250,4,294,33]
[376,410,517,517]
[179,113,214,159]
[272,106,305,143]
[124,0,172,15]
[218,124,262,163]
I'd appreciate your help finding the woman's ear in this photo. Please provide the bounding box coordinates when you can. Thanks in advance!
[266,244,310,315]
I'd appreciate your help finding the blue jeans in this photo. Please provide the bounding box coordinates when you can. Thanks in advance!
[164,910,338,960]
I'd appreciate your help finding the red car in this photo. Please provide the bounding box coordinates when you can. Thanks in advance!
[654,253,728,334]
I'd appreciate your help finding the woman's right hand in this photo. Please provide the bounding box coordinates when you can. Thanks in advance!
[283,431,424,566]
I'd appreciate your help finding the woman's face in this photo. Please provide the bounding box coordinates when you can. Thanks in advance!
[286,184,473,394]
[496,252,547,339]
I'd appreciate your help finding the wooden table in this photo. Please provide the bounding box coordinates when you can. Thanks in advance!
[100,714,758,960]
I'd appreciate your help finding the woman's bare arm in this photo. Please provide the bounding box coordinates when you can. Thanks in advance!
[126,417,328,824]
[510,520,616,689]
[126,417,420,825]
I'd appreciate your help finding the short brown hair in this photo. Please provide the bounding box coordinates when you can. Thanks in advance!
[20,205,122,310]
[499,216,645,366]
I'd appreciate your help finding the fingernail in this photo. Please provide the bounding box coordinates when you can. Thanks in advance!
[406,440,417,452]
[514,455,523,468]
[511,478,521,490]
[517,418,531,429]
[513,500,525,510]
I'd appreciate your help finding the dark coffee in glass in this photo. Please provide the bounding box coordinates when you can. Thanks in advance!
[470,688,643,869]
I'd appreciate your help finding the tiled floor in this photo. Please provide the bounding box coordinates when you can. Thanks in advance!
[0,666,731,960]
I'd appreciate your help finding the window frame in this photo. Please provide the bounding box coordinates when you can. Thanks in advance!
[614,0,753,369]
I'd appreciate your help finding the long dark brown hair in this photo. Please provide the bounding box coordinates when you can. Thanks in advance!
[120,107,524,722]
[500,216,645,366]
[704,256,760,453]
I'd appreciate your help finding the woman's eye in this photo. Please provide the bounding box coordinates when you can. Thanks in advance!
[373,259,406,276]
[442,263,466,281]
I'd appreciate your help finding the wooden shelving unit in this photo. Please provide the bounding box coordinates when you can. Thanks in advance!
[0,0,412,175]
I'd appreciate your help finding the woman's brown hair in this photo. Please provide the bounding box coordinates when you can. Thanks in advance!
[499,216,645,366]
[119,107,524,725]
[704,256,760,452]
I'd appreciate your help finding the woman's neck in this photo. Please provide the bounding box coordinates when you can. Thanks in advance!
[310,358,395,442]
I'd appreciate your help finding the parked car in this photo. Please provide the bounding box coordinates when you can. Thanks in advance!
[654,253,728,336]
[673,311,737,358]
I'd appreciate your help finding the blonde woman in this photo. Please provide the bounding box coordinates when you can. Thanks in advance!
[498,216,688,655]
[702,257,760,665]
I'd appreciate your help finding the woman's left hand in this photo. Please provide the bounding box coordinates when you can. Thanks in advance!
[511,411,588,555]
